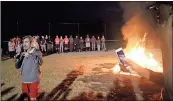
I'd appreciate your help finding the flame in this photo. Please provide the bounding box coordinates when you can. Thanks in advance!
[114,33,163,73]
[113,64,121,73]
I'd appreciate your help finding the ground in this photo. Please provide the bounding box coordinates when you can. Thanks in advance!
[1,50,163,100]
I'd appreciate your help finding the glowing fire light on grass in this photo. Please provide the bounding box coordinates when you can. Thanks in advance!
[113,33,163,73]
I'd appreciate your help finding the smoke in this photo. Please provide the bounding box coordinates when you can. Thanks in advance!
[119,1,157,51]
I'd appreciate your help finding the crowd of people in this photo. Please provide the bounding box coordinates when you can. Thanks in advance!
[8,34,106,60]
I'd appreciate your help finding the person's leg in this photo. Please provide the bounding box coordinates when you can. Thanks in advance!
[98,45,100,51]
[22,83,30,100]
[43,45,46,55]
[51,44,54,53]
[12,51,15,60]
[60,44,62,53]
[57,45,59,53]
[47,44,49,54]
[85,44,87,52]
[69,44,71,52]
[43,45,45,52]
[62,45,64,53]
[71,44,73,52]
[103,43,106,50]
[47,44,49,53]
[42,45,44,53]
[94,44,96,51]
[91,43,94,51]
[41,45,43,52]
[89,44,91,51]
[29,81,40,101]
[9,51,12,58]
[44,45,47,52]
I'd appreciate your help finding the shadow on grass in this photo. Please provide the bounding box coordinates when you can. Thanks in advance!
[1,83,18,101]
[45,67,83,100]
[1,87,15,97]
[106,76,136,101]
[1,83,5,87]
[6,93,18,101]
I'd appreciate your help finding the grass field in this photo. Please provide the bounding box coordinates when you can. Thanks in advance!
[1,50,163,100]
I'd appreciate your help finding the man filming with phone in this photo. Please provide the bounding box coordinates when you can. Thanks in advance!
[15,35,43,101]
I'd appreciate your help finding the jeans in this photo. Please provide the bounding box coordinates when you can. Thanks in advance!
[60,44,63,53]
[97,44,100,51]
[92,43,96,51]
[101,43,106,50]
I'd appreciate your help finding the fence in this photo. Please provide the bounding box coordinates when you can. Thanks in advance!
[3,22,107,41]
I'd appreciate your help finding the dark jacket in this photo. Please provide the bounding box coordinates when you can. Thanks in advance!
[74,38,79,45]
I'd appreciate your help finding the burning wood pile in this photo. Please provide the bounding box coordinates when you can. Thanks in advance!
[113,33,163,76]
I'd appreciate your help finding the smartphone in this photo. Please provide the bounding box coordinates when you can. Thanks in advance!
[115,48,130,69]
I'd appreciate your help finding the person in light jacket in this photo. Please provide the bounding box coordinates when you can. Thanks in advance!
[59,36,64,53]
[85,35,91,52]
[96,36,101,51]
[15,35,43,101]
[91,36,96,51]
[101,35,106,51]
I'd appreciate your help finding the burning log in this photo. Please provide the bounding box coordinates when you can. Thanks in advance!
[113,62,142,78]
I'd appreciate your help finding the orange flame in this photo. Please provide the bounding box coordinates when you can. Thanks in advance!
[114,33,163,73]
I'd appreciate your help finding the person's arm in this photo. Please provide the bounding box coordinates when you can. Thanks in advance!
[67,38,69,43]
[15,53,25,69]
[32,51,43,66]
[55,39,56,43]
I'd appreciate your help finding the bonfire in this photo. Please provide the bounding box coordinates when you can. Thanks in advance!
[113,33,163,74]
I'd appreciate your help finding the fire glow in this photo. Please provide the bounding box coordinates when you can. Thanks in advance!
[113,34,163,73]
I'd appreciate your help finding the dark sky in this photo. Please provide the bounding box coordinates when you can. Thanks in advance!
[1,1,124,41]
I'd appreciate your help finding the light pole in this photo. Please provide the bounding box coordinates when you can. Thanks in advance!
[49,22,50,36]
[78,22,79,37]
[104,23,106,39]
[17,21,19,36]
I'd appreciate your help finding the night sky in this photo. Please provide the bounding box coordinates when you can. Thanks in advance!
[2,1,124,41]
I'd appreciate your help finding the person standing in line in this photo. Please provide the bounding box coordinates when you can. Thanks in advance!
[101,35,106,51]
[79,36,85,52]
[40,36,46,54]
[45,35,48,52]
[74,36,79,52]
[13,37,17,45]
[96,36,101,51]
[15,35,43,101]
[15,39,22,55]
[46,36,52,54]
[36,35,40,49]
[59,36,64,53]
[55,35,60,53]
[45,35,48,40]
[91,36,96,51]
[85,35,91,52]
[69,35,74,52]
[64,35,69,52]
[31,37,39,50]
[16,36,21,44]
[49,36,54,54]
[8,38,16,60]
